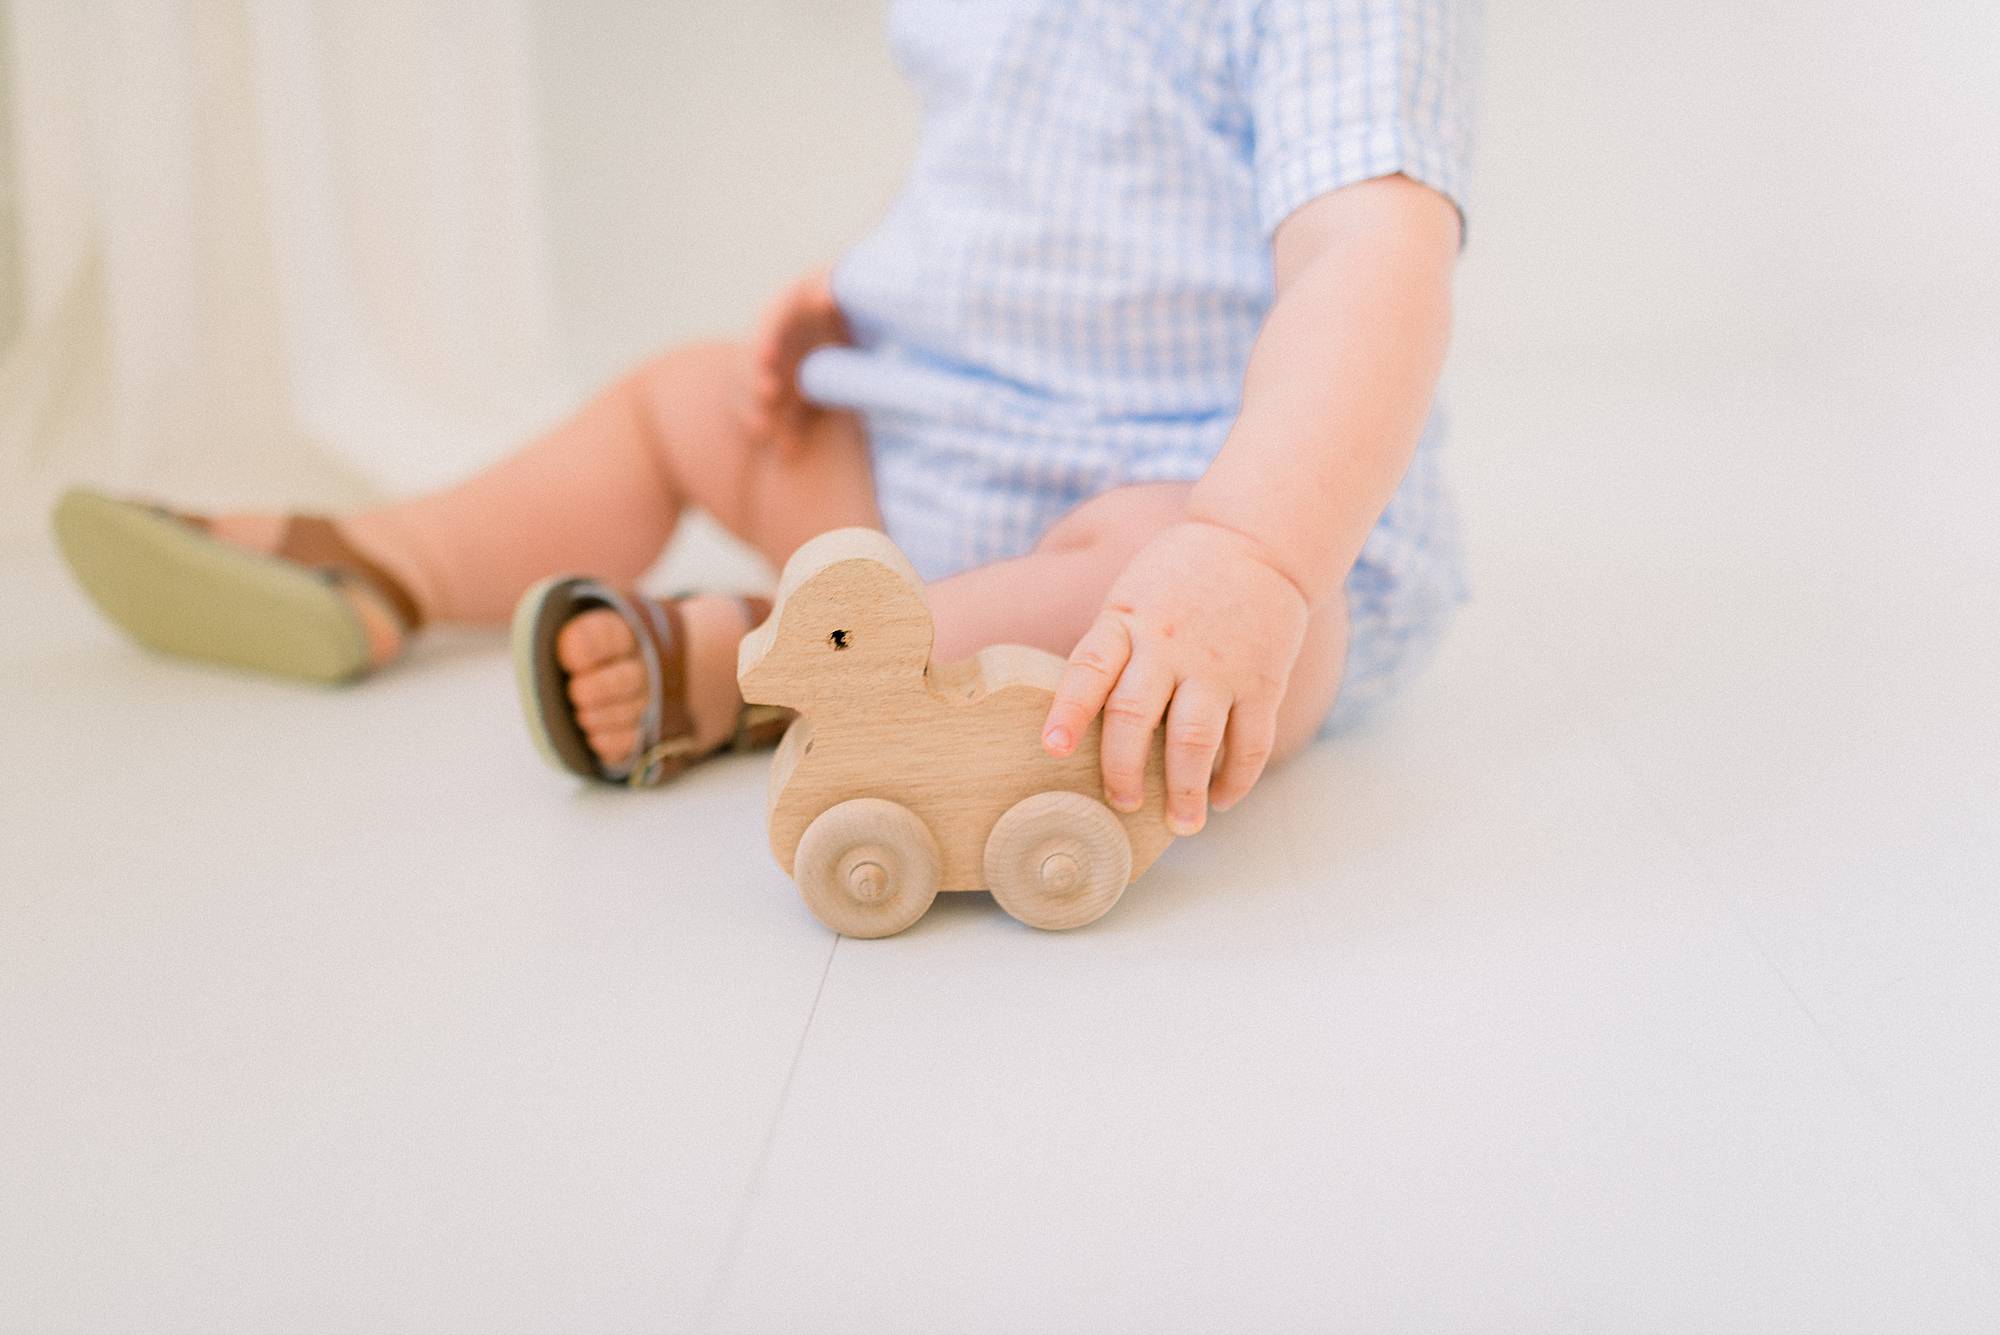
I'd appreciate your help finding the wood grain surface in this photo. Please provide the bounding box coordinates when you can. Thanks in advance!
[738,527,1174,899]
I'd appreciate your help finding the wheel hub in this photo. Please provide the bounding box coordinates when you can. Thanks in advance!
[1037,850,1082,895]
[845,852,890,903]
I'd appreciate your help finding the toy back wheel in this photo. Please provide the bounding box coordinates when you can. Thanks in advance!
[983,791,1133,930]
[793,798,942,938]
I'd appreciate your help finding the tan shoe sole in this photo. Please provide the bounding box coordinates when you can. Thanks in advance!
[52,488,370,684]
[511,575,603,780]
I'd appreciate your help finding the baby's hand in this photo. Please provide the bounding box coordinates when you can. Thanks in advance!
[748,268,850,451]
[1042,521,1310,836]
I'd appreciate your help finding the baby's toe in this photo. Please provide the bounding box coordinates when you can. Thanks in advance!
[585,725,638,767]
[556,608,637,674]
[575,695,645,736]
[566,656,646,710]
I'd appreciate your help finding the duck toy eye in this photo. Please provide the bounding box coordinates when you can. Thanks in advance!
[828,629,850,651]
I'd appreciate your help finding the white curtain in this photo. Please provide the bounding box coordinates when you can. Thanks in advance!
[0,0,572,540]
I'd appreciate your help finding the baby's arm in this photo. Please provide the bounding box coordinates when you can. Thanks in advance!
[1189,176,1460,608]
[1041,176,1461,832]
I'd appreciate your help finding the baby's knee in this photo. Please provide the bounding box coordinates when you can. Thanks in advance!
[629,339,748,401]
[1033,482,1193,561]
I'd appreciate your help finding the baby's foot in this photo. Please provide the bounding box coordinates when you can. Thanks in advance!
[556,596,755,770]
[202,512,411,669]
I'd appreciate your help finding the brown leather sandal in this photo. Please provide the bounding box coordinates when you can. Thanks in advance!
[511,576,792,787]
[51,488,423,683]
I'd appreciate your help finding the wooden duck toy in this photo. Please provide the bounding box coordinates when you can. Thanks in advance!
[737,528,1176,937]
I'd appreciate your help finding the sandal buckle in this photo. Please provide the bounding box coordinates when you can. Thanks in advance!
[629,734,703,788]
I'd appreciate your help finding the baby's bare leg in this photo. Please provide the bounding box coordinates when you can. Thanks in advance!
[343,339,877,763]
[927,483,1348,763]
[519,342,882,763]
[198,340,877,763]
[341,340,878,626]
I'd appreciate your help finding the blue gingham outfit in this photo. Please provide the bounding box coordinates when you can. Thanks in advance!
[801,0,1478,729]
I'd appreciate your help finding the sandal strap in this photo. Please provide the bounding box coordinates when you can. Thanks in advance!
[275,516,426,632]
[624,594,697,787]
[169,509,425,632]
[726,597,789,753]
[621,592,788,788]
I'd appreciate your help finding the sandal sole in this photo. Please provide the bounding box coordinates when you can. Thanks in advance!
[510,575,603,780]
[52,489,370,684]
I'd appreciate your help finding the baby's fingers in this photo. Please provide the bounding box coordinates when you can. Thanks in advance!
[1209,695,1278,812]
[1163,681,1230,835]
[749,301,792,391]
[1098,655,1173,813]
[746,338,791,438]
[1043,615,1131,758]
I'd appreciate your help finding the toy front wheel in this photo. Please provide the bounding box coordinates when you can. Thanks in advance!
[983,791,1133,930]
[793,798,943,938]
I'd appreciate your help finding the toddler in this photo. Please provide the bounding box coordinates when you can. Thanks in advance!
[56,0,1477,839]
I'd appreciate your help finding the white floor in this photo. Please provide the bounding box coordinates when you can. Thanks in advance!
[6,337,1999,1331]
[8,2,2000,1328]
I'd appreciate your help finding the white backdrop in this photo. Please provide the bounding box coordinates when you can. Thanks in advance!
[1,1,1995,554]
[1452,0,2000,600]
[0,0,913,542]
[0,0,576,533]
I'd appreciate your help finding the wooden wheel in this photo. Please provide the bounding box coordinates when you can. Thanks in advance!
[983,791,1133,931]
[793,798,942,938]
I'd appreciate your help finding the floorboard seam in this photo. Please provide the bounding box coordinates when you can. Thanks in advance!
[694,933,841,1326]
[1588,704,2000,1279]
